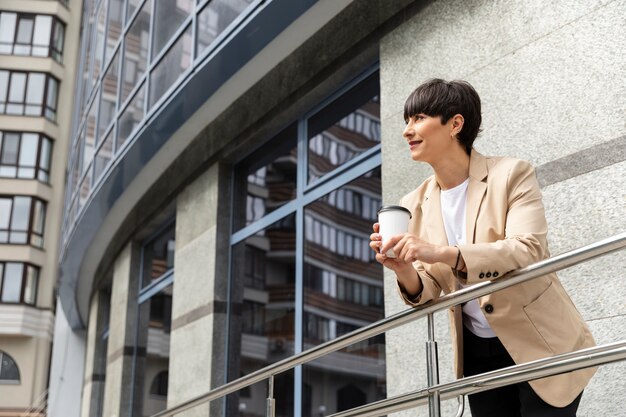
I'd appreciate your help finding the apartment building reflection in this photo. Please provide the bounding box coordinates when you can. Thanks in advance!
[230,84,385,417]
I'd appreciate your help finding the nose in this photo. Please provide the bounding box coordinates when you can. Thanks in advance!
[403,120,414,140]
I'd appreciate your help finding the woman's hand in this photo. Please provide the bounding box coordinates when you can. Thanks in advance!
[370,223,464,270]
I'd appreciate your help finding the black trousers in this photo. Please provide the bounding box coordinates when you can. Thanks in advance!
[463,326,582,417]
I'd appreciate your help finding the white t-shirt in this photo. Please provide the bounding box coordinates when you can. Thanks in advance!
[440,178,496,338]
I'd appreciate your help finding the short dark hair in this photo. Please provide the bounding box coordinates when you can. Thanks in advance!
[403,79,482,154]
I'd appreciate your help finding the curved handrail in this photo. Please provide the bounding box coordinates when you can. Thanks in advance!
[151,231,626,417]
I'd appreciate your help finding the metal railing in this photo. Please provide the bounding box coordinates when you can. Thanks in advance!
[152,231,626,417]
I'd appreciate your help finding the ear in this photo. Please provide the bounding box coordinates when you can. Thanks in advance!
[450,114,464,137]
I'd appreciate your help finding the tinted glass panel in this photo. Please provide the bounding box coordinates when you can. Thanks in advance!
[118,82,144,149]
[307,73,380,183]
[45,76,58,121]
[127,0,145,23]
[122,0,150,103]
[152,0,193,59]
[197,0,252,54]
[149,27,192,107]
[233,125,298,231]
[105,0,124,60]
[0,13,16,54]
[32,15,52,56]
[302,167,385,415]
[132,284,172,416]
[94,129,114,181]
[228,214,296,417]
[99,52,120,138]
[25,73,44,115]
[140,224,175,288]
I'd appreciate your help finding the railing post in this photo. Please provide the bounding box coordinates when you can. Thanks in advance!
[426,313,441,417]
[266,375,276,417]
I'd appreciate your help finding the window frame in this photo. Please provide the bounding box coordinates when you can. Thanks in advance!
[0,131,53,182]
[0,11,66,63]
[0,261,40,306]
[0,195,47,247]
[0,70,60,121]
[227,65,382,417]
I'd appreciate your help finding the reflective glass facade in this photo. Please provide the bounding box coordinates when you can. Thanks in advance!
[229,71,384,417]
[63,0,257,242]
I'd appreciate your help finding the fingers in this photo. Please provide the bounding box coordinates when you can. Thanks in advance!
[380,233,405,257]
[372,222,379,233]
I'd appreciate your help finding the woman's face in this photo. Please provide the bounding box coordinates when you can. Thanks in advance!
[403,114,457,164]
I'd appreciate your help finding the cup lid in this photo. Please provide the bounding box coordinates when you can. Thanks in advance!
[377,205,412,218]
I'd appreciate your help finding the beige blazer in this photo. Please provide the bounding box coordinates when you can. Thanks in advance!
[397,150,596,407]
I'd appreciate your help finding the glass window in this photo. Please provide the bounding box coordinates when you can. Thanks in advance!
[132,284,172,416]
[25,73,45,116]
[38,136,52,182]
[7,72,26,114]
[92,2,106,85]
[122,0,150,103]
[228,214,296,415]
[307,73,380,183]
[232,124,297,231]
[151,0,193,60]
[45,76,59,121]
[0,196,46,246]
[0,13,17,55]
[0,70,58,120]
[83,99,97,172]
[0,12,65,62]
[1,263,23,302]
[23,265,38,305]
[105,0,124,61]
[0,71,7,113]
[140,223,175,288]
[99,51,120,139]
[94,128,114,181]
[132,220,176,416]
[32,15,52,56]
[117,82,145,149]
[126,0,145,23]
[0,351,20,382]
[0,262,39,306]
[230,71,384,417]
[197,0,253,55]
[15,15,34,55]
[51,19,65,62]
[149,26,192,108]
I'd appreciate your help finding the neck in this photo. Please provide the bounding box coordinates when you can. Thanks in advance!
[432,149,471,190]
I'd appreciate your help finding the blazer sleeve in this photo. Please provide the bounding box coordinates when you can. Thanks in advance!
[395,195,443,307]
[396,261,443,307]
[457,160,549,284]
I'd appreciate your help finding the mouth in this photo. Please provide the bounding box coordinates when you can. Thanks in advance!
[409,140,423,149]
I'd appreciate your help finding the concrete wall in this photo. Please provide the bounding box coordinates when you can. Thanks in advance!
[380,0,626,415]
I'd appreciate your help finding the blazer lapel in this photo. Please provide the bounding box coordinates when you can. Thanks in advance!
[421,181,449,247]
[466,150,488,244]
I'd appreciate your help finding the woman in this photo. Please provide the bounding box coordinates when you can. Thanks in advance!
[370,79,595,416]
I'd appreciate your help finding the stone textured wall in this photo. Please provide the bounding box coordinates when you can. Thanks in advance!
[380,0,626,415]
[168,164,231,416]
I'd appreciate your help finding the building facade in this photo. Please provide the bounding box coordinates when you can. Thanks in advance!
[0,0,82,415]
[50,0,625,417]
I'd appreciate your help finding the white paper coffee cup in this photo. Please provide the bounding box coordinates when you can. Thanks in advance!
[377,205,412,258]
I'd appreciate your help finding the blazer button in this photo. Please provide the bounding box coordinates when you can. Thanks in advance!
[479,272,485,279]
[493,271,499,277]
[486,272,492,278]
[484,304,494,314]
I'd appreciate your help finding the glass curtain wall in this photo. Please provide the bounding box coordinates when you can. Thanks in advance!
[132,222,175,417]
[229,70,384,417]
[63,0,257,243]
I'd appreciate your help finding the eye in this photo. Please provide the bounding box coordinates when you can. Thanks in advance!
[414,114,426,121]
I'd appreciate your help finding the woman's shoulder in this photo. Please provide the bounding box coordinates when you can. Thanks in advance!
[485,155,535,176]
